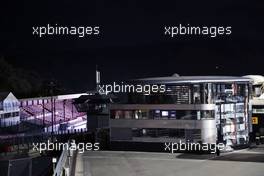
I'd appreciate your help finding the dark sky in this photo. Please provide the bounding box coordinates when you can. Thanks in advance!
[1,0,263,91]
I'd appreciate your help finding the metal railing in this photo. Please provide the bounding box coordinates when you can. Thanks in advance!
[53,140,76,176]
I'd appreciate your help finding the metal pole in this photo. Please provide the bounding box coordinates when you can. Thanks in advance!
[7,160,11,176]
[54,99,56,130]
[49,81,55,141]
[42,99,45,126]
[29,159,32,176]
[218,102,223,143]
[72,102,74,119]
[51,98,54,141]
[234,102,237,144]
[63,100,66,122]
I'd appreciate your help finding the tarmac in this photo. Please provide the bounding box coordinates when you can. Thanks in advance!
[74,146,264,176]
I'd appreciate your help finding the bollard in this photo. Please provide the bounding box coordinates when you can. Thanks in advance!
[52,157,57,174]
[256,137,260,145]
[260,136,264,144]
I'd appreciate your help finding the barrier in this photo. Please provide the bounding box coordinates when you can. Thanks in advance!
[53,140,76,176]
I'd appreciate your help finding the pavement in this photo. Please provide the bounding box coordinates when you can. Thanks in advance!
[74,148,264,176]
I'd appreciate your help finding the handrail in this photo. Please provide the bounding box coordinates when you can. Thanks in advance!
[53,149,67,176]
[53,140,76,176]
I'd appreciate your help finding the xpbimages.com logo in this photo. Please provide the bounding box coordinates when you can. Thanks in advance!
[98,82,166,95]
[164,24,232,38]
[32,141,100,153]
[32,24,100,37]
[164,141,225,154]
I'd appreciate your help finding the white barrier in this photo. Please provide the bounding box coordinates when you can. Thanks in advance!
[53,140,76,176]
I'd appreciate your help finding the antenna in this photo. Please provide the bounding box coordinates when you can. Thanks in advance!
[96,65,101,92]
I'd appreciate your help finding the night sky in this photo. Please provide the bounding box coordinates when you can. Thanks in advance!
[1,0,263,91]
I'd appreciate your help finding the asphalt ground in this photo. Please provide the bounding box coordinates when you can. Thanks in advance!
[74,149,264,176]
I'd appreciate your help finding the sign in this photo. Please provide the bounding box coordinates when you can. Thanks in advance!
[252,117,258,125]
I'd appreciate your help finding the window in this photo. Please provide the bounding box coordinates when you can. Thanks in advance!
[114,110,123,119]
[169,111,176,119]
[135,110,148,119]
[111,110,213,120]
[201,111,214,119]
[154,110,160,119]
[131,128,187,139]
[12,112,19,117]
[193,84,201,104]
[124,111,133,119]
[161,111,169,118]
[4,113,12,118]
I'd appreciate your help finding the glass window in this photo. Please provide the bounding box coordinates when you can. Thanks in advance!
[161,111,169,119]
[201,111,214,119]
[193,84,201,104]
[169,111,176,119]
[124,111,133,119]
[154,110,160,119]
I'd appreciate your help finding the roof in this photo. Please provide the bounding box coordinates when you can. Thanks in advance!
[74,94,118,104]
[134,76,252,84]
[0,92,10,101]
[243,75,264,85]
[56,93,88,100]
[19,93,89,101]
[251,98,264,105]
